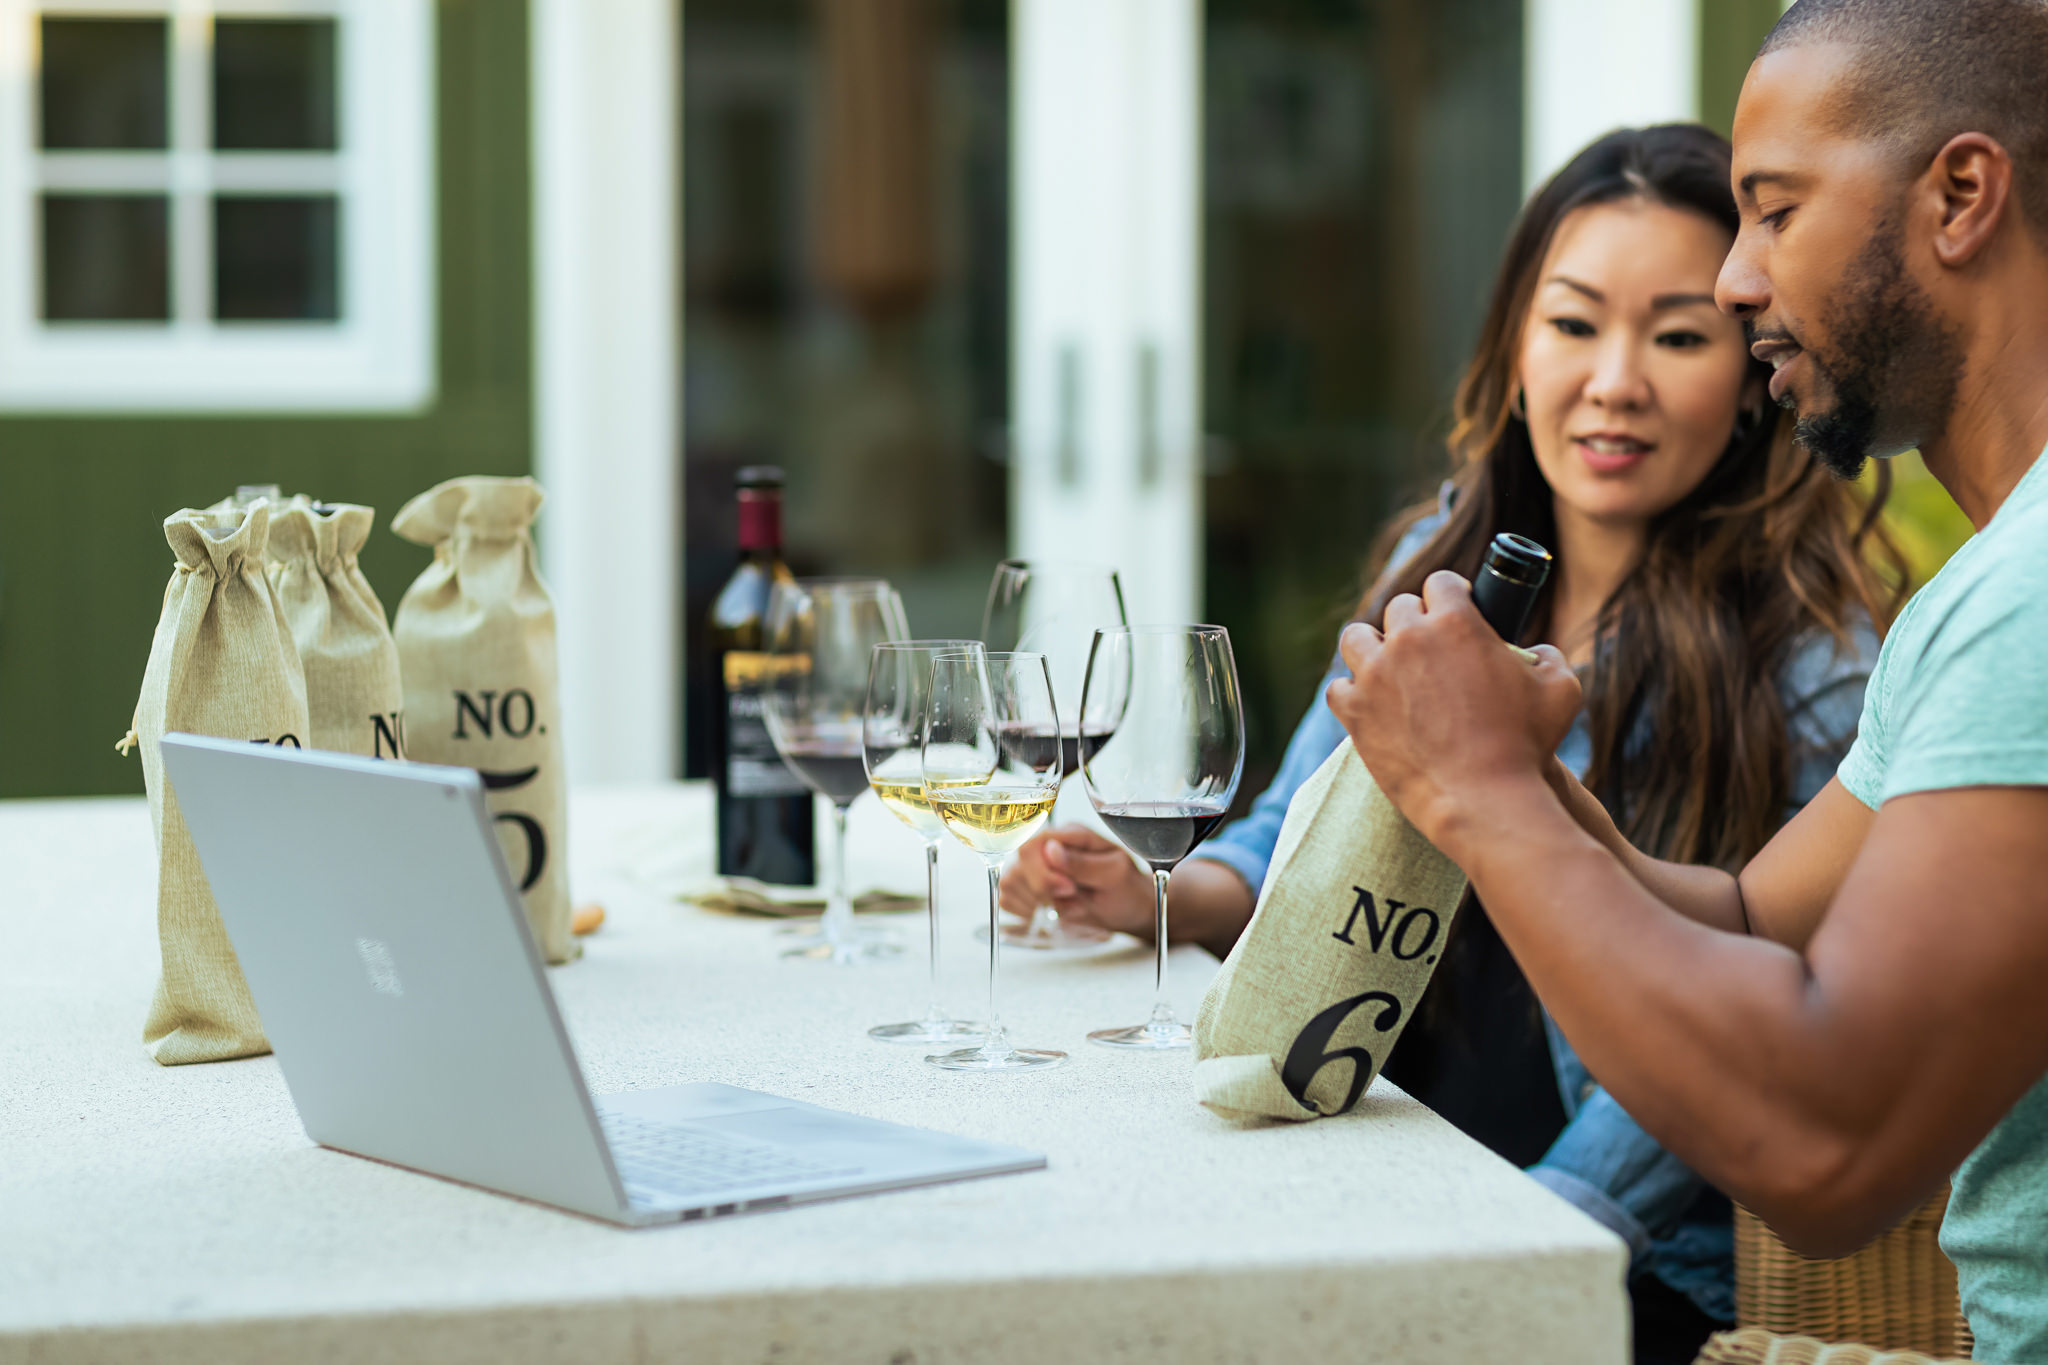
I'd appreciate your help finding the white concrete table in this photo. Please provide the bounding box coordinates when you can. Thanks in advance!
[0,784,1626,1364]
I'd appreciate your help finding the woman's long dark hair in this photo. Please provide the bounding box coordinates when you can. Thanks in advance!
[1359,125,1905,869]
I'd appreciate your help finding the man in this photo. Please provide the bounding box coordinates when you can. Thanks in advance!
[1331,1,2048,1357]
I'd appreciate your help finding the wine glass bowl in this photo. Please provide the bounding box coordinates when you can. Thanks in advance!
[981,560,1129,949]
[921,650,1067,1072]
[1079,625,1245,1048]
[863,641,986,1045]
[764,577,910,964]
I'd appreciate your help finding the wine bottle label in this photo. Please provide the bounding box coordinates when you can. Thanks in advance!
[722,652,808,798]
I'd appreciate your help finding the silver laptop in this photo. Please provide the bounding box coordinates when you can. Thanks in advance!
[160,732,1044,1227]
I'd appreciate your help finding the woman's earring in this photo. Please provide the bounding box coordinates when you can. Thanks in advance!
[1508,387,1527,421]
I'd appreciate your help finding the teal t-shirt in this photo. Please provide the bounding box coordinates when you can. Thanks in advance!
[1837,445,2048,1363]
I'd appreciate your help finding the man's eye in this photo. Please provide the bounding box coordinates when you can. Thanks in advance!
[1549,317,1595,338]
[1657,330,1708,350]
[1760,206,1795,231]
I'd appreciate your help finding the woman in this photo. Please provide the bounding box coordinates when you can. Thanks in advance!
[1002,125,1904,1364]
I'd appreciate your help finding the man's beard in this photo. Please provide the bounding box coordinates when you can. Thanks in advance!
[1780,218,1963,480]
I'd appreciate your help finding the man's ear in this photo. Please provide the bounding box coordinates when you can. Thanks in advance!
[1928,132,2015,269]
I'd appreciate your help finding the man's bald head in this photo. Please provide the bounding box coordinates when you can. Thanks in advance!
[1762,0,2048,228]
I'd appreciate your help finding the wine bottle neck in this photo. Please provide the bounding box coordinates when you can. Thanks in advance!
[737,490,782,554]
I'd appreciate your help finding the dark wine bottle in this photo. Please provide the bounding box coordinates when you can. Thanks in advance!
[709,467,816,883]
[1471,532,1553,643]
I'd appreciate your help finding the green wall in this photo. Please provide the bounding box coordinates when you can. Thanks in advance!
[0,0,532,799]
[1699,0,1784,137]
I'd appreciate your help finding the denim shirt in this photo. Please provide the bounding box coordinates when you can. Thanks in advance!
[1191,511,1878,1320]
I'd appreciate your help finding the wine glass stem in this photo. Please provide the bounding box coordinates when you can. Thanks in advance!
[983,859,1008,1056]
[922,839,944,1021]
[1150,867,1176,1028]
[822,801,854,945]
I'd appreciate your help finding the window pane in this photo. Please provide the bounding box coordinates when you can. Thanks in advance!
[40,18,168,149]
[213,18,339,150]
[214,196,341,320]
[41,196,171,321]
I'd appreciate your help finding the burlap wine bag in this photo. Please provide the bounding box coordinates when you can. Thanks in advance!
[129,503,309,1065]
[1193,741,1472,1122]
[391,476,575,963]
[267,498,406,758]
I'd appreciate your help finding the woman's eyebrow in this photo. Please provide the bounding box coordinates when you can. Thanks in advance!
[1651,292,1718,310]
[1546,275,1603,302]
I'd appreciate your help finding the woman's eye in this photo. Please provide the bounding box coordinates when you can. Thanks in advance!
[1656,330,1708,350]
[1549,317,1595,338]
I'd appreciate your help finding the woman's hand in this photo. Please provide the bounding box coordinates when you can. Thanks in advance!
[1329,570,1583,855]
[999,826,1157,937]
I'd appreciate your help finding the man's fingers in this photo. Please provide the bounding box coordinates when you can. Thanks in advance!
[1384,591,1424,635]
[1420,569,1476,614]
[1337,621,1382,674]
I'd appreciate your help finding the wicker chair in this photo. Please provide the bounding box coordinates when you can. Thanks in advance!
[1692,1188,1977,1365]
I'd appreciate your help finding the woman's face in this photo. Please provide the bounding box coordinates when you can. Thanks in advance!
[1516,198,1756,533]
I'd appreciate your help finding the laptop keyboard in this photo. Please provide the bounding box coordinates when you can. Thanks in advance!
[600,1111,859,1206]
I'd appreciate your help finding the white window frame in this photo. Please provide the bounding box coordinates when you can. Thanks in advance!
[0,0,434,412]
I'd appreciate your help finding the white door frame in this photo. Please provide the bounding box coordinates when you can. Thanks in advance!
[1523,0,1699,191]
[530,0,681,783]
[1011,0,1203,628]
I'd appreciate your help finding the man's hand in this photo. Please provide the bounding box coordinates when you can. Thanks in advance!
[1327,571,1583,851]
[999,826,1155,936]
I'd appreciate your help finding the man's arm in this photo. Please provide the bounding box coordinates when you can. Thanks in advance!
[1548,760,1876,950]
[1446,779,2048,1256]
[1332,574,2048,1255]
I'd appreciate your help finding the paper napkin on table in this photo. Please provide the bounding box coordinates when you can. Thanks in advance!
[676,877,923,918]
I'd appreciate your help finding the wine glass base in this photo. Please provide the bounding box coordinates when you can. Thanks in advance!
[869,1018,984,1045]
[780,937,904,964]
[1001,918,1113,951]
[776,919,902,945]
[1088,1021,1192,1049]
[925,1044,1066,1072]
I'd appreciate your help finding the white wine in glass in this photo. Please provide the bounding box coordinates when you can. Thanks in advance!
[863,640,986,1045]
[921,650,1067,1072]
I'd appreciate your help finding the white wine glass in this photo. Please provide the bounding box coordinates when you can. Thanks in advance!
[1079,625,1245,1048]
[981,559,1127,950]
[921,650,1067,1071]
[863,640,986,1044]
[764,577,910,964]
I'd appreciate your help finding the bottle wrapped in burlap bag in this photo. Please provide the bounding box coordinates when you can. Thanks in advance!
[128,503,309,1065]
[1193,533,1552,1121]
[392,476,575,963]
[266,498,406,758]
[1193,742,1471,1119]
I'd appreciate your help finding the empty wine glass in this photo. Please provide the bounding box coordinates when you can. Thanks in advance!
[1079,626,1244,1048]
[981,559,1128,950]
[764,577,910,964]
[863,640,986,1044]
[921,650,1067,1071]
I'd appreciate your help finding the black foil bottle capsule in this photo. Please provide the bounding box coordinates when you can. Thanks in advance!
[1470,532,1553,644]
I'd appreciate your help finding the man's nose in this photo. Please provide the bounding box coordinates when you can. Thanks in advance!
[1718,224,1769,320]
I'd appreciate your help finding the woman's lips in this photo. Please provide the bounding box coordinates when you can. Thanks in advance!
[1573,436,1652,474]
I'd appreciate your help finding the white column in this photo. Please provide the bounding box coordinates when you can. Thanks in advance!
[530,0,681,783]
[1012,0,1202,627]
[1523,0,1699,193]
